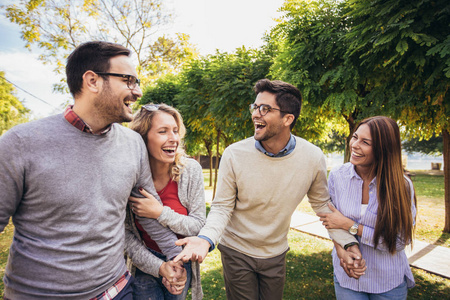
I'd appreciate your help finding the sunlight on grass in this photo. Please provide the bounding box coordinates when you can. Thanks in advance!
[195,230,450,299]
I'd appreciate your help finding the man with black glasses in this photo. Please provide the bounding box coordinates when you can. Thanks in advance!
[174,79,359,299]
[0,41,185,299]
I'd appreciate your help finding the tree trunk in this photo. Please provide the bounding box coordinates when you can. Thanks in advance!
[213,129,221,199]
[443,129,450,233]
[343,115,357,163]
[209,153,213,187]
[204,139,213,187]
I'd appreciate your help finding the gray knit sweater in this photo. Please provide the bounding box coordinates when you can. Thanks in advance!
[0,114,179,299]
[125,158,206,299]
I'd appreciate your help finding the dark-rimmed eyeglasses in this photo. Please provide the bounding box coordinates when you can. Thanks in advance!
[94,72,140,90]
[142,104,160,112]
[249,103,290,116]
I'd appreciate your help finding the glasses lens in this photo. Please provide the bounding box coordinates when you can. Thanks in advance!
[249,104,256,114]
[127,76,136,89]
[143,104,160,112]
[260,105,270,116]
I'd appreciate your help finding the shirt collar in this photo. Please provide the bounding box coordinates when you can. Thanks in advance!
[350,164,377,184]
[64,105,112,135]
[255,134,296,157]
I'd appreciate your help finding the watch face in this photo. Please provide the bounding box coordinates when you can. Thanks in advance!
[349,223,358,235]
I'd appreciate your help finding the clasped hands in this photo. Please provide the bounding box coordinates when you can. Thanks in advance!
[159,260,187,295]
[317,203,367,279]
[129,188,186,294]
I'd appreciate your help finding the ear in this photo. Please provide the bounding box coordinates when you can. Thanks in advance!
[82,70,101,94]
[283,114,295,128]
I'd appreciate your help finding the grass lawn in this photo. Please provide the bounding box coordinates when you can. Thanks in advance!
[198,230,450,299]
[1,170,449,298]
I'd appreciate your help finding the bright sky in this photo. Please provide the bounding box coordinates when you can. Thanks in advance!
[0,0,284,118]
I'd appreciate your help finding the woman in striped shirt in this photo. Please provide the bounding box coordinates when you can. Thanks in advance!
[318,116,416,299]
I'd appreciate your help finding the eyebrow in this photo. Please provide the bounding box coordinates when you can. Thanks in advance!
[354,133,372,142]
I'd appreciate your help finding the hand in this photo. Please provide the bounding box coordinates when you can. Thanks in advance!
[162,277,186,295]
[334,242,367,279]
[129,187,163,219]
[317,202,352,230]
[161,261,187,295]
[173,236,211,263]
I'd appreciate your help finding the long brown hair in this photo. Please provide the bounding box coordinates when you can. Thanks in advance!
[356,116,416,254]
[130,103,187,182]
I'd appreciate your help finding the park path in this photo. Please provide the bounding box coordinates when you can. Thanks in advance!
[204,189,450,279]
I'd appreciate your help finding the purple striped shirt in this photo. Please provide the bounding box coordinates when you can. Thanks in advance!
[329,163,416,293]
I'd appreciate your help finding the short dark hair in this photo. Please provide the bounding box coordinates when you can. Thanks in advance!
[254,79,302,129]
[66,41,131,97]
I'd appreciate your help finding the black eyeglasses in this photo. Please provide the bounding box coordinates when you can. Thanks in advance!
[142,104,160,112]
[249,103,290,116]
[94,72,140,90]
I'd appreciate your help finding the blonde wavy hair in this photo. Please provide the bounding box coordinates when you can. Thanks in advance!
[130,103,187,182]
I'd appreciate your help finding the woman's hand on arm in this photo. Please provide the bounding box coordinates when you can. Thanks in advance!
[129,187,163,219]
[317,202,354,231]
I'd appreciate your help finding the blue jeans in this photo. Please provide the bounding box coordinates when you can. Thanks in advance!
[334,275,408,300]
[132,250,192,300]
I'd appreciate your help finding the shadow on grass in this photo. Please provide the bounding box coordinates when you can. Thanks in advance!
[409,268,450,299]
[283,250,335,299]
[198,244,336,299]
[435,231,450,247]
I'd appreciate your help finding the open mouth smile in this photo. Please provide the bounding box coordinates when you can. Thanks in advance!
[254,121,266,130]
[162,147,177,154]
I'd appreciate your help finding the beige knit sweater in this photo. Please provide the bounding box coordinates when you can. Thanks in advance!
[199,136,357,259]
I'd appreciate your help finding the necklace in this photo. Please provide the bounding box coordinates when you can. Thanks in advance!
[157,179,172,195]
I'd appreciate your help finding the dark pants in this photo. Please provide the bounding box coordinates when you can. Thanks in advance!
[218,244,288,300]
[114,276,134,300]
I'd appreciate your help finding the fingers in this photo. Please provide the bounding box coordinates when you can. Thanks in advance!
[175,238,188,247]
[138,187,151,197]
[162,277,185,295]
[328,202,337,211]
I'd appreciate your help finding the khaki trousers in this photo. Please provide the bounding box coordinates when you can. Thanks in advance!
[218,244,288,300]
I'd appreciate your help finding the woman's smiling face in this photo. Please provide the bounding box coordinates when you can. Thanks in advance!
[146,111,180,165]
[349,124,375,168]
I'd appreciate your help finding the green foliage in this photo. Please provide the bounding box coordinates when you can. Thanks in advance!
[143,33,199,82]
[0,72,30,135]
[403,133,443,155]
[269,0,386,154]
[176,47,273,152]
[140,74,182,107]
[345,0,450,135]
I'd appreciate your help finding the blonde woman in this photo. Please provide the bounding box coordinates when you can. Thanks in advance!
[125,104,205,299]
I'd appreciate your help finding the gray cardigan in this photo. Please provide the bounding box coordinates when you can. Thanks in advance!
[125,158,206,299]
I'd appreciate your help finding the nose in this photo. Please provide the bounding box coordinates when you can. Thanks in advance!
[132,85,143,98]
[168,131,179,141]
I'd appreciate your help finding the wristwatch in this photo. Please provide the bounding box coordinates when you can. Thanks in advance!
[349,222,359,235]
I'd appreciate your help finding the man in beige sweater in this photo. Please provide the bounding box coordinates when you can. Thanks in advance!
[174,79,358,299]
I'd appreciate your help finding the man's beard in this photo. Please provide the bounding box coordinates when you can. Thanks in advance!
[93,81,133,124]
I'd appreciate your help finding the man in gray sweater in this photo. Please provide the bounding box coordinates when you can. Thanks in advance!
[0,41,184,299]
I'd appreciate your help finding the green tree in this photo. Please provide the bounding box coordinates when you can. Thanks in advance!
[181,48,273,195]
[344,0,450,231]
[0,71,30,135]
[3,0,197,91]
[403,133,443,156]
[269,0,386,163]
